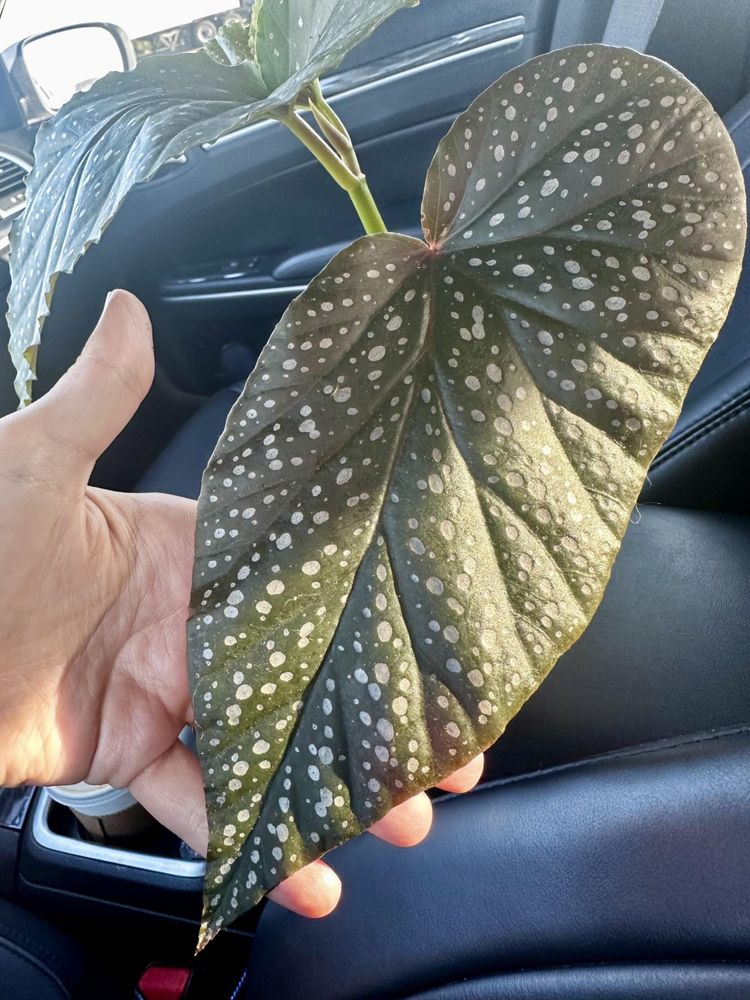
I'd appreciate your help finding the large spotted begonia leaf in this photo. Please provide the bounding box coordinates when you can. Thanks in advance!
[190,44,745,946]
[7,0,418,406]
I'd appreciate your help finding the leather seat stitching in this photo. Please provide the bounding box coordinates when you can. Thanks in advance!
[402,959,750,1000]
[0,937,70,999]
[448,724,750,801]
[0,919,84,987]
[651,389,750,467]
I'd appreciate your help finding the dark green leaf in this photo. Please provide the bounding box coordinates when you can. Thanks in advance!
[8,0,420,405]
[7,53,267,406]
[190,44,744,946]
[252,0,420,96]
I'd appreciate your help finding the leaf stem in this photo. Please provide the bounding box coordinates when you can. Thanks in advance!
[309,80,361,177]
[282,110,355,190]
[281,93,387,236]
[348,178,388,236]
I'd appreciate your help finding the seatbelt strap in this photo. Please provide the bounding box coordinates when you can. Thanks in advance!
[601,0,667,50]
[551,0,666,53]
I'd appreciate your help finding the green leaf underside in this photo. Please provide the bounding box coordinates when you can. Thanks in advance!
[191,43,743,946]
[208,0,419,95]
[204,20,258,67]
[252,0,418,94]
[7,53,264,406]
[7,0,419,406]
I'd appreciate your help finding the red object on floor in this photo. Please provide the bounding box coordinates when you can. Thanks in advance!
[137,965,192,1000]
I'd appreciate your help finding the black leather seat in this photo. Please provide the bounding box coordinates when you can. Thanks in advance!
[133,95,750,999]
[235,495,750,998]
[248,726,750,1000]
[0,897,126,999]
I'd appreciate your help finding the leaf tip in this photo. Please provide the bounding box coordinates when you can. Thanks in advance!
[195,919,218,954]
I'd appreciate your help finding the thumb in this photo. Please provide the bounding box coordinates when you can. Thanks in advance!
[25,289,154,476]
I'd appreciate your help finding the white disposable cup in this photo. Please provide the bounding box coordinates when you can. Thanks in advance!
[46,727,195,842]
[46,781,155,842]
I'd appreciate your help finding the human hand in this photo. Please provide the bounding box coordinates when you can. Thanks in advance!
[0,290,483,916]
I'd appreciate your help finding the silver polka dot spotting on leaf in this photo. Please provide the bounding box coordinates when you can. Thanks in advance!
[190,43,745,947]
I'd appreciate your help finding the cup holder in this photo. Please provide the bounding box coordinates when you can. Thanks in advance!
[32,789,205,878]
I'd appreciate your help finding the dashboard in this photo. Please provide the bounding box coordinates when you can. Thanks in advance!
[132,4,253,58]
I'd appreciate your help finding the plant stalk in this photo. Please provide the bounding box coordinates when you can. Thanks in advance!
[308,81,362,177]
[348,178,387,235]
[281,103,387,236]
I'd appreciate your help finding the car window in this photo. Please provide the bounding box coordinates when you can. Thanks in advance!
[0,1,249,57]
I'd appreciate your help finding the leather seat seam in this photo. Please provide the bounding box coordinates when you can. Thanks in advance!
[656,389,750,458]
[0,937,70,999]
[450,724,750,801]
[0,919,83,987]
[400,958,750,1000]
[652,388,750,468]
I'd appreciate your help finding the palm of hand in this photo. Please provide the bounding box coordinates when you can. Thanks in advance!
[0,291,483,919]
[0,482,194,793]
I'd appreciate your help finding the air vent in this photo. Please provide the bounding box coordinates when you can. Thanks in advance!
[0,153,30,257]
[0,157,27,200]
[0,152,29,229]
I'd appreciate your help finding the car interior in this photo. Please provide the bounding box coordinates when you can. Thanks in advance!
[0,0,748,997]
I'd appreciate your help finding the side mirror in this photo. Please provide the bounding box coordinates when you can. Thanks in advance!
[15,23,135,121]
